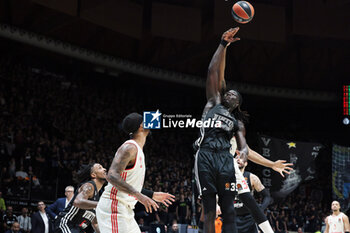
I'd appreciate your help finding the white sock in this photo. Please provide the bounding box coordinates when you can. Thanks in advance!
[258,220,274,233]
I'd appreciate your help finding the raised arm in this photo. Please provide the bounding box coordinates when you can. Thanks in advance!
[206,28,240,103]
[107,144,159,213]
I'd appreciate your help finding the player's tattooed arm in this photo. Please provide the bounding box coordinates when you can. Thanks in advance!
[73,183,98,209]
[107,144,159,213]
[251,173,272,210]
[250,173,265,192]
[107,143,139,195]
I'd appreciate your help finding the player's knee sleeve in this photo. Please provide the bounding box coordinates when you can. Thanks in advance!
[219,195,236,224]
[219,195,237,233]
[238,192,267,224]
[202,193,216,214]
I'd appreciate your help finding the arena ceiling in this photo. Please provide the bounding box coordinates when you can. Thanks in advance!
[0,0,349,91]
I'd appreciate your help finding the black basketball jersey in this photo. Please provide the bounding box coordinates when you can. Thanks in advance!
[234,171,254,215]
[57,181,99,229]
[197,104,239,151]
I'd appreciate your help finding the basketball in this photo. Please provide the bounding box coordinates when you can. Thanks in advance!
[232,1,255,24]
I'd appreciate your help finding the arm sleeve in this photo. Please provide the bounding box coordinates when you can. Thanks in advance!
[141,188,154,198]
[258,188,272,210]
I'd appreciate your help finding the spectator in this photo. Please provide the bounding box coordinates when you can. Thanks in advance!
[176,194,190,224]
[17,208,31,233]
[3,206,17,231]
[46,186,74,219]
[138,218,149,233]
[1,167,13,194]
[157,204,168,225]
[168,220,179,233]
[0,192,5,214]
[31,201,52,233]
[4,221,22,233]
[288,217,300,231]
[168,195,178,225]
[215,205,222,233]
[15,167,28,180]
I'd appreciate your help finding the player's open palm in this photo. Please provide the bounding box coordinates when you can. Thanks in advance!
[272,160,294,177]
[137,193,159,213]
[153,192,175,207]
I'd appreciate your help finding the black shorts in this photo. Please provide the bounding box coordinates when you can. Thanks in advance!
[236,214,258,233]
[194,148,236,196]
[54,218,85,233]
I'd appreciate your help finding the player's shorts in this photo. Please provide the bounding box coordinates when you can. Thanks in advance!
[233,157,250,195]
[96,197,140,233]
[195,148,250,197]
[236,214,259,233]
[54,218,84,233]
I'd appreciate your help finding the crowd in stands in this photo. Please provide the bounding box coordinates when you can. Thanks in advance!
[0,59,335,232]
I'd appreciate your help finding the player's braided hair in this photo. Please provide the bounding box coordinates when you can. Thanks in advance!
[233,104,249,124]
[74,163,94,184]
[232,90,249,124]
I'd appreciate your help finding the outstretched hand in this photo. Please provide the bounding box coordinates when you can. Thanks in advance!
[272,160,294,177]
[152,192,175,207]
[222,27,240,45]
[137,193,159,213]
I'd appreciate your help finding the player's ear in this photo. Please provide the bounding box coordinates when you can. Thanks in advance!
[139,123,146,133]
[90,171,97,179]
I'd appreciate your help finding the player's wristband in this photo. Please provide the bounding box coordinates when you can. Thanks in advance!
[141,188,154,198]
[220,39,229,47]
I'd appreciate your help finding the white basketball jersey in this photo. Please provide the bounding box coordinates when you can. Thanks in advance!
[102,140,146,209]
[328,213,345,233]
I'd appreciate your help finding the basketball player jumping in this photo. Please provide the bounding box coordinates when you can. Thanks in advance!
[197,143,291,233]
[54,163,106,233]
[325,201,350,233]
[194,27,292,233]
[96,112,175,233]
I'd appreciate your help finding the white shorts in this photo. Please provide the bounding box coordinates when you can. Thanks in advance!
[96,197,140,233]
[234,158,250,194]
